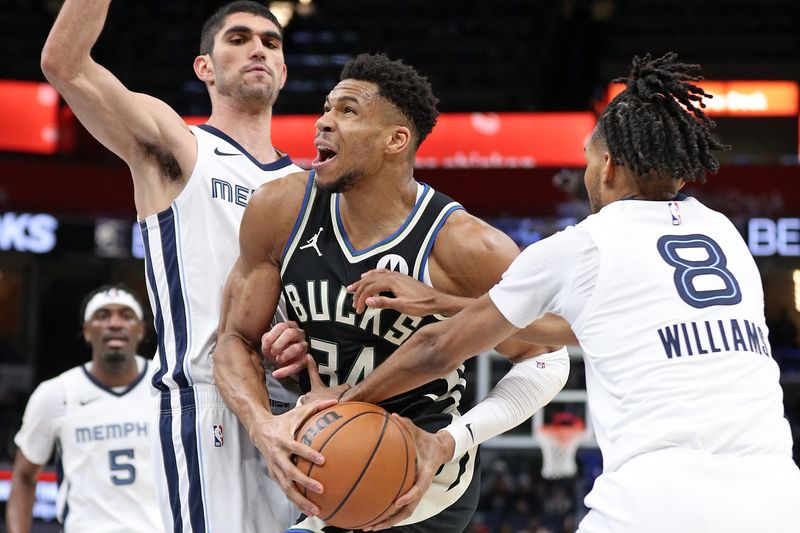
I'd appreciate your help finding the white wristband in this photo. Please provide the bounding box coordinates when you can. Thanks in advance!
[442,346,570,462]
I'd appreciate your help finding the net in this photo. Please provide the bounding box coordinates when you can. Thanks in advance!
[537,412,586,479]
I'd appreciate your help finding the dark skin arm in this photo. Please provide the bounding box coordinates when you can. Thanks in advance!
[349,270,576,346]
[214,172,337,517]
[354,209,562,530]
[6,450,43,533]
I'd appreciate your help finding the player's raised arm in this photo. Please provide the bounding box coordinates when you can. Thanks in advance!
[214,172,336,517]
[41,0,195,215]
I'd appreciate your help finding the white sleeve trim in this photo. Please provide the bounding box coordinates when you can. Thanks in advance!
[442,347,570,461]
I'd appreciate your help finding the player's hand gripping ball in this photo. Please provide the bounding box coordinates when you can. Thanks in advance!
[294,401,417,529]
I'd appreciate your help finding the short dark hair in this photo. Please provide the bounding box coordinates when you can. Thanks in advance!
[596,52,729,184]
[340,53,440,149]
[79,284,144,324]
[199,1,282,55]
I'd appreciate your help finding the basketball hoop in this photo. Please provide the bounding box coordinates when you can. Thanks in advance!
[537,412,586,479]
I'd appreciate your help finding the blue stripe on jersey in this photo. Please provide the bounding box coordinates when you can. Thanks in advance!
[197,123,297,171]
[335,183,431,256]
[158,208,190,389]
[159,396,184,533]
[282,171,316,261]
[141,221,170,393]
[179,389,206,533]
[418,204,465,281]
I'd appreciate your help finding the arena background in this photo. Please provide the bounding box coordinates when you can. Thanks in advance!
[1,1,799,532]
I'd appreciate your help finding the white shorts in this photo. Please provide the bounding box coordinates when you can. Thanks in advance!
[151,384,299,533]
[578,448,800,533]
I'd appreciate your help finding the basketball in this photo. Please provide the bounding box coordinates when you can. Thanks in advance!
[294,401,417,529]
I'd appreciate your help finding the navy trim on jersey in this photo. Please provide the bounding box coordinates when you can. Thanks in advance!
[179,389,206,532]
[158,208,191,389]
[198,123,296,171]
[80,359,149,397]
[418,204,464,281]
[141,222,170,394]
[159,396,184,533]
[282,171,316,260]
[334,182,431,255]
[55,441,68,524]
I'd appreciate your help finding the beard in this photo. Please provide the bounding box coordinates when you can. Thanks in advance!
[316,171,362,194]
[102,349,127,364]
[216,70,278,109]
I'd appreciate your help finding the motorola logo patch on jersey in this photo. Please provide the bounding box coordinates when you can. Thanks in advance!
[376,254,409,275]
[213,147,241,157]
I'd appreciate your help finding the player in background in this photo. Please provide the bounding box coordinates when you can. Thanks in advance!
[40,2,318,531]
[5,285,160,533]
[341,53,800,533]
[216,53,571,532]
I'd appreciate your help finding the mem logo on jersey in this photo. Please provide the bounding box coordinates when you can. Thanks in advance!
[376,254,409,275]
[668,202,683,226]
[213,425,224,447]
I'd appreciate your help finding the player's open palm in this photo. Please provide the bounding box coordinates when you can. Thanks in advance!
[347,268,438,316]
[252,397,337,517]
[363,414,453,531]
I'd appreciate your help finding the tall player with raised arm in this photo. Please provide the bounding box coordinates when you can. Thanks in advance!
[41,2,320,531]
[341,53,800,533]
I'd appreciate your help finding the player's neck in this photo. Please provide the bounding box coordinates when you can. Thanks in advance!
[338,174,418,249]
[206,100,278,163]
[90,356,140,388]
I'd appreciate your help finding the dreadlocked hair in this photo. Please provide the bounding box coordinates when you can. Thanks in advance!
[597,52,729,184]
[340,53,439,148]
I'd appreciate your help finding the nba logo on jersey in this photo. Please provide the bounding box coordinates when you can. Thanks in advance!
[668,202,683,226]
[213,425,224,447]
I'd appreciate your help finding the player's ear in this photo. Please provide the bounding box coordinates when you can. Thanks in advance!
[82,324,91,344]
[194,54,214,83]
[600,150,615,185]
[386,126,411,156]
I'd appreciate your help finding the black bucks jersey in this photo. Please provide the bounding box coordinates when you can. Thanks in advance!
[281,173,466,432]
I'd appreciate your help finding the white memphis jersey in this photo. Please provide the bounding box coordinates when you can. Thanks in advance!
[491,197,793,472]
[141,125,302,392]
[14,357,160,533]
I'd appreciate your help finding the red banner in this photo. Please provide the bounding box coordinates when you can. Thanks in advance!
[0,81,60,154]
[185,112,596,168]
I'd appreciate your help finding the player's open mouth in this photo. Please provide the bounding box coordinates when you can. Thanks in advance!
[312,144,338,169]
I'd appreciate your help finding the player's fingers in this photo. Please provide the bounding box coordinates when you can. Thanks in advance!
[274,340,308,367]
[277,468,321,516]
[271,359,305,379]
[269,324,305,355]
[364,295,397,310]
[305,354,326,389]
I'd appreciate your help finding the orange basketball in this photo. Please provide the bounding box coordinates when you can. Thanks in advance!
[294,401,417,529]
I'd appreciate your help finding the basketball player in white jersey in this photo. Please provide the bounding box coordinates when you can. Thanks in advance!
[6,285,160,533]
[40,2,324,531]
[215,53,570,532]
[342,53,800,532]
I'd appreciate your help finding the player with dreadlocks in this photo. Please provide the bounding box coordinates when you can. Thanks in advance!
[341,52,800,533]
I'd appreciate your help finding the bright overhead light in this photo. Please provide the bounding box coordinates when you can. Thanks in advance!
[269,1,294,27]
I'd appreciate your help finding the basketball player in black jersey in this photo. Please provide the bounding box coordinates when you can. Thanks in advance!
[215,54,566,532]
